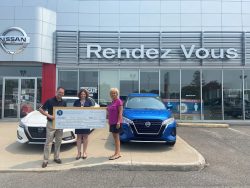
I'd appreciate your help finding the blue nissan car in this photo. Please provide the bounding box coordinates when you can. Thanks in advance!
[121,93,176,146]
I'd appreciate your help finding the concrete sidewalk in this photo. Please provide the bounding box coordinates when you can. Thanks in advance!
[0,122,205,172]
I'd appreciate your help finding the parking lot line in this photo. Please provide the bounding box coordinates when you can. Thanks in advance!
[228,128,250,137]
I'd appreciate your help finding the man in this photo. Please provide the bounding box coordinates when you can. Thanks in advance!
[39,87,67,168]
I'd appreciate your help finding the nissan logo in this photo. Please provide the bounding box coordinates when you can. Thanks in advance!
[145,121,151,127]
[0,27,30,54]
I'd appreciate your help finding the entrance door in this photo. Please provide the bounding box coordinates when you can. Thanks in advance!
[2,77,37,119]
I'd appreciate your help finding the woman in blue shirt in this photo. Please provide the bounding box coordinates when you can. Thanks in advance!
[73,89,94,160]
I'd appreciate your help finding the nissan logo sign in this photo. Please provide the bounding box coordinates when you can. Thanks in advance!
[0,27,30,54]
[145,121,151,127]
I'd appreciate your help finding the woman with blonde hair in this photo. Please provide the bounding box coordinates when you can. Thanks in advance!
[107,88,123,160]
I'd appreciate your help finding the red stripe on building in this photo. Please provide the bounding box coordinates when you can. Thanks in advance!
[42,63,56,103]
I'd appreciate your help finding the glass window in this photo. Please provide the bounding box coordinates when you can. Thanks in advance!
[0,77,2,119]
[160,70,180,119]
[120,70,139,101]
[202,70,222,120]
[99,70,119,106]
[79,70,98,101]
[223,70,243,120]
[58,70,78,96]
[181,70,201,120]
[140,71,159,94]
[244,71,250,119]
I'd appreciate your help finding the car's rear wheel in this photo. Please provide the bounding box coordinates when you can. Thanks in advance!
[166,141,176,146]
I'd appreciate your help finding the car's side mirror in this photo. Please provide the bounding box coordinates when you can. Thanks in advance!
[167,103,173,110]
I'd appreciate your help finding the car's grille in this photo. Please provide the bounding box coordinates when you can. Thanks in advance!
[28,127,46,138]
[132,119,162,134]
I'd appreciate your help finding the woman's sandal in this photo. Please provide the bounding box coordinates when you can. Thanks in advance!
[109,155,121,160]
[76,152,81,160]
[82,153,87,159]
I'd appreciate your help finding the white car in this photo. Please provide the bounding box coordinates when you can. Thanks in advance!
[17,96,99,144]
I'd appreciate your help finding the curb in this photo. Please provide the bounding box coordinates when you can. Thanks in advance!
[177,123,229,128]
[0,160,206,172]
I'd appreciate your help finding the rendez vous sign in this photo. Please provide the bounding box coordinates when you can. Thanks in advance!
[86,44,238,59]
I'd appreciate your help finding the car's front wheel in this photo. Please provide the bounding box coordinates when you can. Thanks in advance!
[166,141,176,146]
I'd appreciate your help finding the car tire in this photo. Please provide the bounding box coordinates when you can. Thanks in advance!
[166,141,176,146]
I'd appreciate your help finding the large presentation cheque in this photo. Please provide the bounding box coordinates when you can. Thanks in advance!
[53,107,107,129]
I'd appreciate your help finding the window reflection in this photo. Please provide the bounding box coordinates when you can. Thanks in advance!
[99,70,119,106]
[160,70,180,119]
[223,70,243,120]
[140,71,159,94]
[181,70,201,120]
[58,71,78,96]
[202,70,222,120]
[244,71,250,119]
[0,77,2,119]
[120,70,139,101]
[79,71,98,101]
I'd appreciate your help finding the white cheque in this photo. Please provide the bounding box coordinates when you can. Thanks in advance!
[53,107,107,129]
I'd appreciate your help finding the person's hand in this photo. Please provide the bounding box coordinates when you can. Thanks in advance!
[48,115,54,120]
[116,123,120,129]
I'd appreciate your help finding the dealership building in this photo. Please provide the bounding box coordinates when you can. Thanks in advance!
[1,0,250,121]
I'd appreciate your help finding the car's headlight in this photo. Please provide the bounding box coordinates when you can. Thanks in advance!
[162,118,175,127]
[122,117,134,124]
[19,121,25,128]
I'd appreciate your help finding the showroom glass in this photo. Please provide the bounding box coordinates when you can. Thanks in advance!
[4,79,18,118]
[79,70,98,101]
[223,70,243,120]
[181,70,201,120]
[244,70,250,120]
[58,70,78,96]
[0,77,2,119]
[202,70,222,120]
[140,71,159,94]
[160,70,180,119]
[99,70,119,106]
[0,67,42,119]
[20,79,36,118]
[120,70,139,101]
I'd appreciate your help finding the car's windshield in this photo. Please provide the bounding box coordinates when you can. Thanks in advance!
[125,96,166,110]
[64,98,96,107]
[64,99,75,107]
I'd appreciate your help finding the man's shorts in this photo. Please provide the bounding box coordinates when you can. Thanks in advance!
[109,124,123,133]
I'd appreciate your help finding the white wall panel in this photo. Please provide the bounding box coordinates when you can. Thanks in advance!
[119,1,139,14]
[57,13,78,26]
[161,1,181,14]
[0,7,14,19]
[100,1,119,14]
[14,20,43,34]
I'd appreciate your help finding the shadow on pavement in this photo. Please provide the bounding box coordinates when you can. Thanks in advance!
[5,142,75,155]
[10,156,108,170]
[121,142,172,153]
